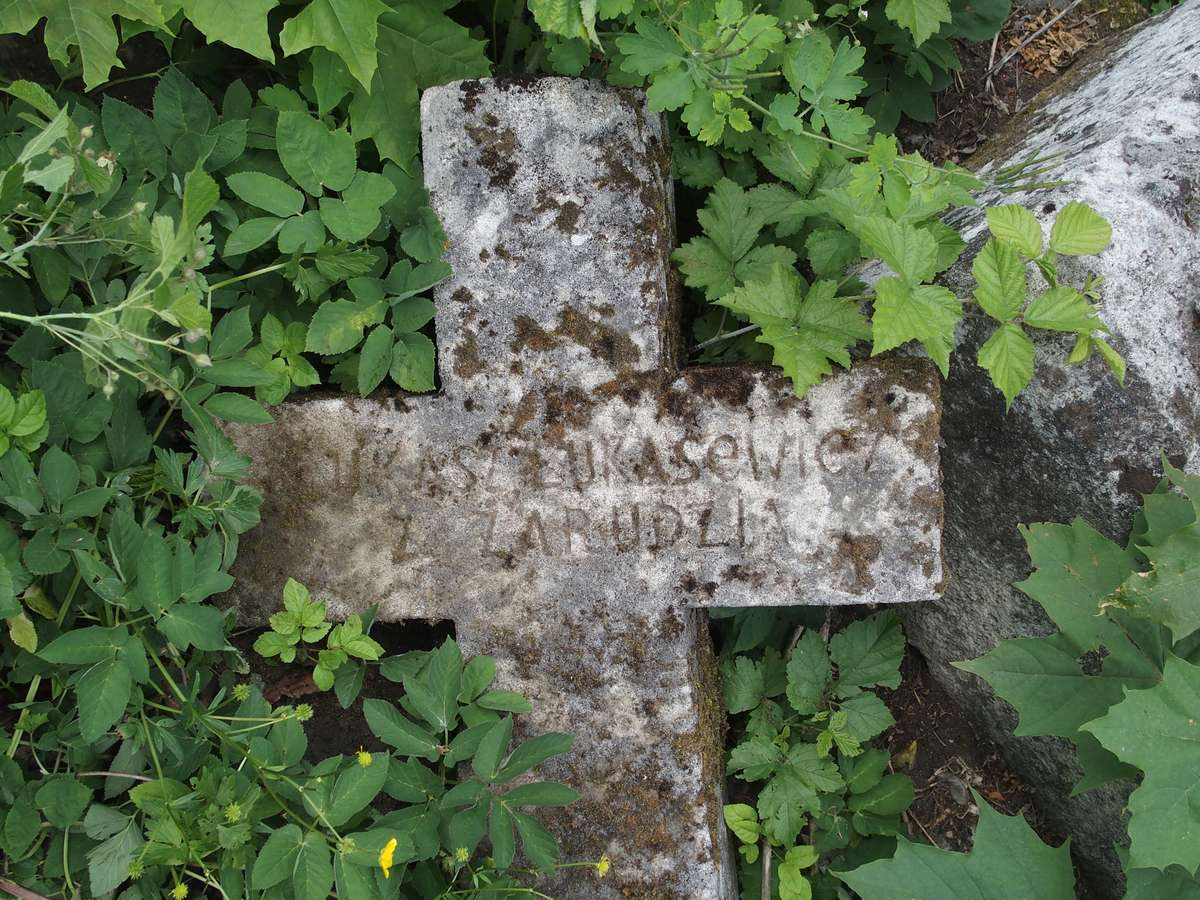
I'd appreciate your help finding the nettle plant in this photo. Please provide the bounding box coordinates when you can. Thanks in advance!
[960,460,1200,898]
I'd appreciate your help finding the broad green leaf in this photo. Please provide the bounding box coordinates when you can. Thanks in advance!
[476,689,533,713]
[39,625,126,664]
[7,612,36,653]
[1048,201,1111,256]
[224,217,286,257]
[673,178,796,300]
[390,332,435,392]
[86,818,143,895]
[986,205,1042,257]
[830,612,904,693]
[786,631,832,714]
[77,657,131,742]
[204,393,273,424]
[279,0,391,90]
[1112,524,1200,643]
[854,217,938,284]
[36,775,92,828]
[977,323,1034,410]
[870,277,962,376]
[226,172,304,217]
[616,17,684,76]
[101,96,167,177]
[182,0,279,62]
[276,111,356,195]
[473,716,513,782]
[362,699,439,760]
[847,773,914,815]
[158,603,226,651]
[837,792,1076,899]
[723,655,766,714]
[0,0,165,89]
[40,444,79,505]
[758,744,842,844]
[971,238,1026,322]
[513,810,559,868]
[320,172,396,242]
[496,732,574,783]
[306,299,386,354]
[325,755,389,826]
[278,211,327,253]
[724,803,761,844]
[357,326,394,396]
[529,0,592,41]
[1023,286,1100,333]
[198,358,276,387]
[885,0,952,45]
[717,267,869,397]
[253,824,304,889]
[1083,654,1200,873]
[839,692,894,741]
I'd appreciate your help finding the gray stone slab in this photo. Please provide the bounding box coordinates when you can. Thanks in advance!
[226,77,944,897]
[884,3,1200,893]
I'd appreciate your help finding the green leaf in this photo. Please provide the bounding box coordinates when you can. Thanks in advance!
[294,835,333,900]
[972,238,1026,322]
[724,803,761,844]
[279,0,391,90]
[847,773,914,815]
[0,0,165,90]
[390,332,435,392]
[182,0,279,61]
[321,172,396,242]
[39,445,79,505]
[101,96,166,177]
[39,625,127,664]
[356,326,394,396]
[977,323,1035,411]
[204,392,274,424]
[158,603,227,651]
[759,744,843,844]
[831,612,905,692]
[1048,201,1111,256]
[785,34,865,107]
[496,733,574,783]
[786,631,832,715]
[199,358,277,387]
[225,217,286,257]
[362,699,439,760]
[325,755,389,826]
[718,268,869,398]
[226,172,304,217]
[502,782,579,807]
[854,217,938,285]
[839,692,895,741]
[77,657,131,742]
[306,299,386,354]
[253,824,304,889]
[529,0,592,41]
[673,178,796,300]
[986,205,1043,257]
[36,776,92,828]
[870,277,962,376]
[86,818,143,896]
[955,520,1158,791]
[276,111,357,195]
[7,612,36,653]
[2,797,39,858]
[885,0,952,45]
[1113,524,1200,644]
[513,810,559,868]
[476,689,533,714]
[723,656,766,714]
[473,716,513,782]
[1023,286,1100,333]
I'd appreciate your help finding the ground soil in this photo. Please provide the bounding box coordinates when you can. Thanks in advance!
[900,0,1147,165]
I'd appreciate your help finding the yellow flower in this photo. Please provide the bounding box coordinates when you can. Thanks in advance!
[356,747,373,767]
[170,884,188,899]
[454,847,469,863]
[596,854,611,878]
[379,837,398,879]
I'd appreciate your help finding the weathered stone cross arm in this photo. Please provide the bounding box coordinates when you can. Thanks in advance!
[227,78,943,898]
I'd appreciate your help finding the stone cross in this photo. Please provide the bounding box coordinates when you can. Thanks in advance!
[227,78,943,898]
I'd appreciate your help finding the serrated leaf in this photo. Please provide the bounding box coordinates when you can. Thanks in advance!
[972,238,1026,322]
[831,612,905,692]
[855,217,938,284]
[837,792,1075,898]
[1048,201,1111,256]
[870,277,961,376]
[977,323,1034,411]
[276,111,356,195]
[306,299,385,354]
[1083,654,1200,873]
[717,267,869,397]
[723,655,766,714]
[986,205,1042,258]
[1112,524,1200,643]
[362,699,439,760]
[390,332,435,392]
[786,630,832,714]
[1023,286,1100,333]
[885,0,952,45]
[183,0,279,62]
[279,0,390,90]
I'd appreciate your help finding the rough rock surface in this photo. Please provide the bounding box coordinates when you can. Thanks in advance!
[898,2,1200,892]
[227,78,945,898]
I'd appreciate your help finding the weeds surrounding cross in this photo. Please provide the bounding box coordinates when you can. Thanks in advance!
[229,78,943,897]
